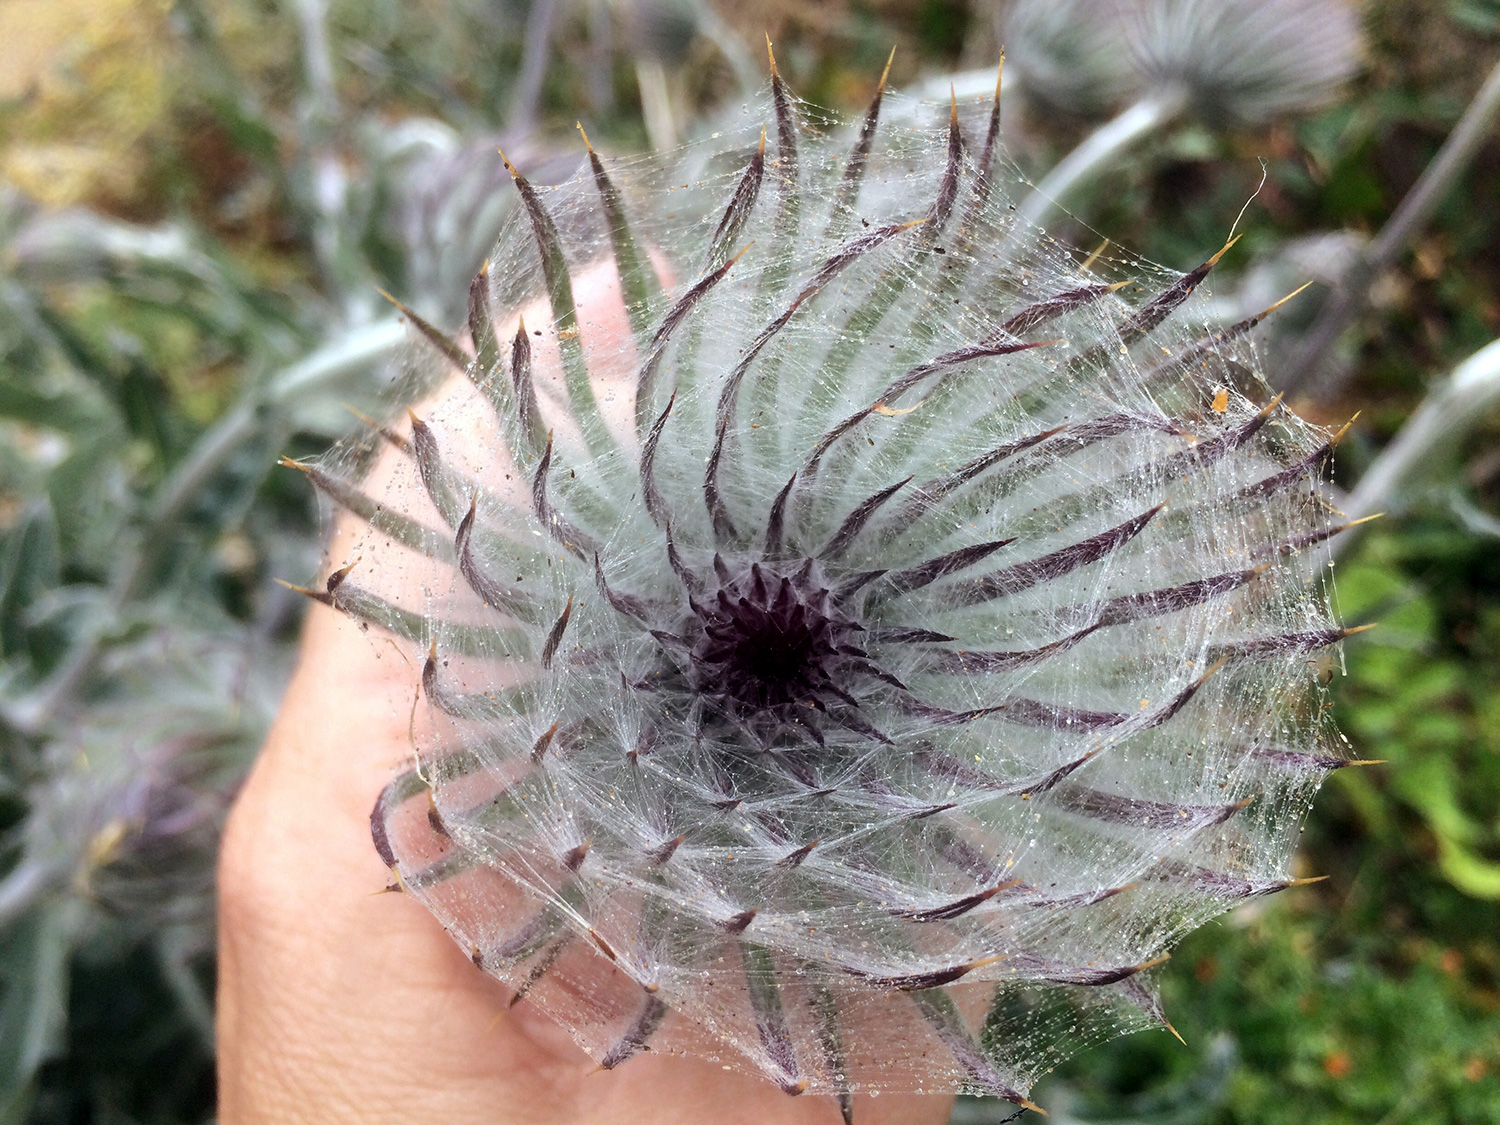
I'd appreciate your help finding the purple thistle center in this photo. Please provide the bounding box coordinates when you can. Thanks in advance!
[686,560,865,724]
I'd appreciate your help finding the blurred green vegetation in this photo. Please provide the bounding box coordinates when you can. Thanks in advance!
[0,1,1497,1121]
[1021,520,1500,1123]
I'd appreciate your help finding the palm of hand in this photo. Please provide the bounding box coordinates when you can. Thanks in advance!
[217,597,948,1125]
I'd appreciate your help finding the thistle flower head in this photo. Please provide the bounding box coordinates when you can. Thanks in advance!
[298,59,1356,1117]
[1129,0,1363,126]
[1005,0,1362,125]
[1004,0,1145,116]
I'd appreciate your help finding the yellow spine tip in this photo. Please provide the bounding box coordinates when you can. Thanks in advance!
[1207,233,1242,266]
[878,45,895,90]
[576,122,594,152]
[1164,1020,1187,1046]
[1261,279,1317,317]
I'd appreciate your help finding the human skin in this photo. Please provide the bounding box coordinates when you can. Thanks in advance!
[214,215,959,1123]
[216,493,954,1125]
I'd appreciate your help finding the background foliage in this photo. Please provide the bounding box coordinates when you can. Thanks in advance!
[0,1,1496,1121]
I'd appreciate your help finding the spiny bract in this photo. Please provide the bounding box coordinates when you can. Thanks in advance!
[293,55,1359,1120]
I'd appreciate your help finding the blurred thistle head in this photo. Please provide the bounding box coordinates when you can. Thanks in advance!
[1004,0,1363,125]
[1003,0,1146,116]
[10,633,260,935]
[1128,0,1364,126]
[290,48,1362,1119]
[65,734,232,925]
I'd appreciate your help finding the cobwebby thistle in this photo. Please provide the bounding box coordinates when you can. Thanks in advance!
[1006,0,1363,233]
[287,50,1363,1120]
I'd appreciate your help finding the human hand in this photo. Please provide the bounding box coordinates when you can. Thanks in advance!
[216,267,953,1125]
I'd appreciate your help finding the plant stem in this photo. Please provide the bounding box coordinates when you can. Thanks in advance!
[291,0,370,322]
[912,65,1017,105]
[6,321,407,738]
[1335,336,1500,559]
[1281,55,1500,399]
[0,860,59,930]
[1011,89,1188,235]
[636,58,676,152]
[696,6,760,101]
[507,0,559,136]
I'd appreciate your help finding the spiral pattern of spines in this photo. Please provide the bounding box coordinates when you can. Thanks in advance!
[285,51,1360,1119]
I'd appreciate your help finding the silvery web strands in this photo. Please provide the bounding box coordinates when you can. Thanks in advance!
[287,57,1360,1120]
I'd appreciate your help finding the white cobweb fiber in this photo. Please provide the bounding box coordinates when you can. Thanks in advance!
[302,73,1354,1116]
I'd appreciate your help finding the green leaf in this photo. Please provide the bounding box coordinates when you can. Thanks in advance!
[1435,834,1500,899]
[0,899,79,1118]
